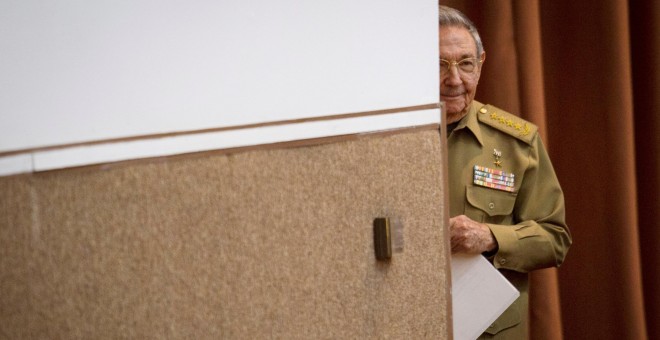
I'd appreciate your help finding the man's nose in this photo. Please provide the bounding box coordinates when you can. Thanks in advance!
[444,66,463,84]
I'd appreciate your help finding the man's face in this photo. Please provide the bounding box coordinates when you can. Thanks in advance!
[439,25,485,124]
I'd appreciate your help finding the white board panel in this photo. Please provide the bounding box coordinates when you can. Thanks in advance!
[0,0,438,153]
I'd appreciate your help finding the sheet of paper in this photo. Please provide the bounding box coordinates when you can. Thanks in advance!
[451,254,520,340]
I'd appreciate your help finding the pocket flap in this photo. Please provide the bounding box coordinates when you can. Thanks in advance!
[466,186,517,217]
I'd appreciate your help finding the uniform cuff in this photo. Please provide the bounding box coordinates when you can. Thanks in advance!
[486,223,519,270]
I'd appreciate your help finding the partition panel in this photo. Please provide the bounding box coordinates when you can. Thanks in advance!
[0,128,450,339]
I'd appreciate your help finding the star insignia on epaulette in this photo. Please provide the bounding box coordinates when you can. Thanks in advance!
[485,109,532,137]
[519,124,531,136]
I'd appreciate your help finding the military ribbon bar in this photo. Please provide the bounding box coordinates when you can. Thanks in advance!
[473,165,516,192]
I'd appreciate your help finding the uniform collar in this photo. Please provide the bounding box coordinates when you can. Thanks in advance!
[452,100,485,146]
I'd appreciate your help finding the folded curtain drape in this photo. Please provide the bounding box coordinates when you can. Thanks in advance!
[441,1,659,339]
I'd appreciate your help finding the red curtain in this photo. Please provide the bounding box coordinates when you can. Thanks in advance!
[441,1,660,339]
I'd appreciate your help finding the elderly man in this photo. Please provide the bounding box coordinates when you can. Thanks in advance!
[440,5,572,339]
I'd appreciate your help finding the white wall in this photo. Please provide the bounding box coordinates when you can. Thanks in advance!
[0,0,439,175]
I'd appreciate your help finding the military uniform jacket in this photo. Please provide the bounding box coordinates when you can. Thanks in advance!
[447,101,572,339]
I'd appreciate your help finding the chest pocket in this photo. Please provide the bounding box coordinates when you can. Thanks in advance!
[465,186,517,223]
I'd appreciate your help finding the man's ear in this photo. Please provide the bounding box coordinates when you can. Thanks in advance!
[480,51,486,63]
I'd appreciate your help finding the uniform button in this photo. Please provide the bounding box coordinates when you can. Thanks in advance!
[480,108,488,114]
[500,258,507,265]
[488,202,495,209]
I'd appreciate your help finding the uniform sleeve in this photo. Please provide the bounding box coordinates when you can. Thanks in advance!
[487,135,572,272]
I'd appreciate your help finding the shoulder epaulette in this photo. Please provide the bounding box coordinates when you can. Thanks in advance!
[476,104,538,145]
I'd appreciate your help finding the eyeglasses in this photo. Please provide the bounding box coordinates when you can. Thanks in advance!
[439,57,483,77]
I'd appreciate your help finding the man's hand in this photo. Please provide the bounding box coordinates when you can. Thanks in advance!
[449,215,498,254]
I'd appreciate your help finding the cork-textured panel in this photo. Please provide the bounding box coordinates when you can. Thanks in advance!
[0,129,449,339]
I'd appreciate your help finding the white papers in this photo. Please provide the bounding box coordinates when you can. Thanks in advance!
[451,254,519,340]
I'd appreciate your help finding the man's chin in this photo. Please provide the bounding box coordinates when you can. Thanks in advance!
[441,96,464,106]
[442,100,468,123]
[442,102,466,116]
[446,112,465,124]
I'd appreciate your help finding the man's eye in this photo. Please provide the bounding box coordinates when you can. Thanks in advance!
[459,60,475,67]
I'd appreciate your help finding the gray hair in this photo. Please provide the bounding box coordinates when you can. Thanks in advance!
[439,5,484,57]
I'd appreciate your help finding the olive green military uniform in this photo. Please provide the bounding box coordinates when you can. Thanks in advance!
[447,100,572,339]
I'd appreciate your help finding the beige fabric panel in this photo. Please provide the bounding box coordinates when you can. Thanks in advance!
[0,129,449,339]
